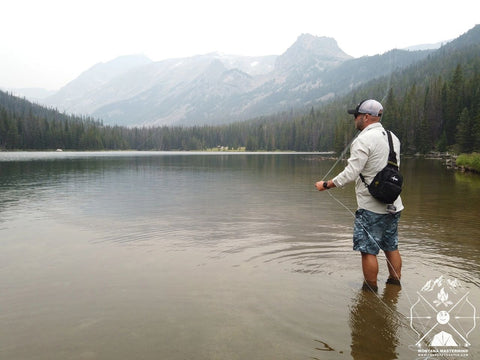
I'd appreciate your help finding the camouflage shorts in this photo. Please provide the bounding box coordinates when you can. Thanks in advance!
[353,209,401,255]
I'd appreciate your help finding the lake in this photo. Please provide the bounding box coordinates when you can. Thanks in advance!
[1,151,479,360]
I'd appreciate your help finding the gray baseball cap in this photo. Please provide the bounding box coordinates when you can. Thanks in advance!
[348,99,383,117]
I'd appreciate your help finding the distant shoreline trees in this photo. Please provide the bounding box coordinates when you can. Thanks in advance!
[1,59,479,154]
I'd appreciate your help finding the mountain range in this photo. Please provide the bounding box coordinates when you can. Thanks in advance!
[41,34,439,127]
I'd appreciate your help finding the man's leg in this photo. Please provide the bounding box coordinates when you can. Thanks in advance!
[385,250,402,284]
[361,252,378,291]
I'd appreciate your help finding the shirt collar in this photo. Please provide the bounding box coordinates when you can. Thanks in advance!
[362,122,383,132]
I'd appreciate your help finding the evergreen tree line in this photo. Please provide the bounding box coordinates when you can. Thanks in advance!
[1,42,479,154]
[381,62,480,154]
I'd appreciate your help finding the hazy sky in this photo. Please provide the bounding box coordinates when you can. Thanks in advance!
[1,0,478,90]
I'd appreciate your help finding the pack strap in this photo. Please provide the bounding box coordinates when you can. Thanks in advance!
[360,130,398,186]
[386,130,398,167]
[359,172,367,186]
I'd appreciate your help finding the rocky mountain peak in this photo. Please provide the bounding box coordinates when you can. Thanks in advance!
[295,34,337,51]
[275,34,352,73]
[36,27,449,127]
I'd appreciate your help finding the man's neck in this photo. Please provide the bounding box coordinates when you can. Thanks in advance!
[362,121,381,131]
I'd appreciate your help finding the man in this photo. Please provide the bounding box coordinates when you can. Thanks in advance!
[315,99,403,292]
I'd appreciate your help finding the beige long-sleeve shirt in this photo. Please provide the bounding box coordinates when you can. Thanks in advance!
[332,122,404,214]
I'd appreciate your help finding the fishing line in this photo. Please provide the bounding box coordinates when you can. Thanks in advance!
[313,43,455,359]
[318,49,400,281]
[319,133,358,182]
[316,136,441,352]
[323,188,441,350]
[317,141,406,284]
[380,49,396,104]
[318,137,402,267]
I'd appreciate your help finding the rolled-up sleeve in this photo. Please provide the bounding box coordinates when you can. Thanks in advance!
[332,139,369,188]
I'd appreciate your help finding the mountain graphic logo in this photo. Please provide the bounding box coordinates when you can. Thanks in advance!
[409,275,478,356]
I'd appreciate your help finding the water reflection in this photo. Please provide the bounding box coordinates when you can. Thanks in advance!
[1,152,480,360]
[350,285,402,360]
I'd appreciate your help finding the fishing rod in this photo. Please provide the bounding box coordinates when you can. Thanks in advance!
[312,45,457,359]
[317,154,449,355]
[315,117,460,358]
[317,145,403,286]
[318,48,400,286]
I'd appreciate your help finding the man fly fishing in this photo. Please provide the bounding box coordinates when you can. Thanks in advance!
[315,99,403,292]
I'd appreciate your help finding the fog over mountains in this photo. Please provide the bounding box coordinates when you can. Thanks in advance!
[41,34,436,127]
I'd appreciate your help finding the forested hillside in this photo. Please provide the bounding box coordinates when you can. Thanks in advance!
[348,24,480,154]
[1,25,479,154]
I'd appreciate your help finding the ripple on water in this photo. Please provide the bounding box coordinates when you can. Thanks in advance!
[228,223,355,275]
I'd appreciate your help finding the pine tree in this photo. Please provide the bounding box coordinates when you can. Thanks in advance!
[456,108,474,152]
[445,65,465,145]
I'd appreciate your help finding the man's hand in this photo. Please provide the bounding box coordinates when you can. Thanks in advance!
[315,181,327,191]
[315,180,335,191]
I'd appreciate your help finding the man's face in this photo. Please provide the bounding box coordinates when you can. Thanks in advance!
[354,113,366,130]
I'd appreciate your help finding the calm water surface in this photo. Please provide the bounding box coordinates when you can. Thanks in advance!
[1,152,479,360]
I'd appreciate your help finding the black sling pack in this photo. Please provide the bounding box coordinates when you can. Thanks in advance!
[359,130,403,204]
